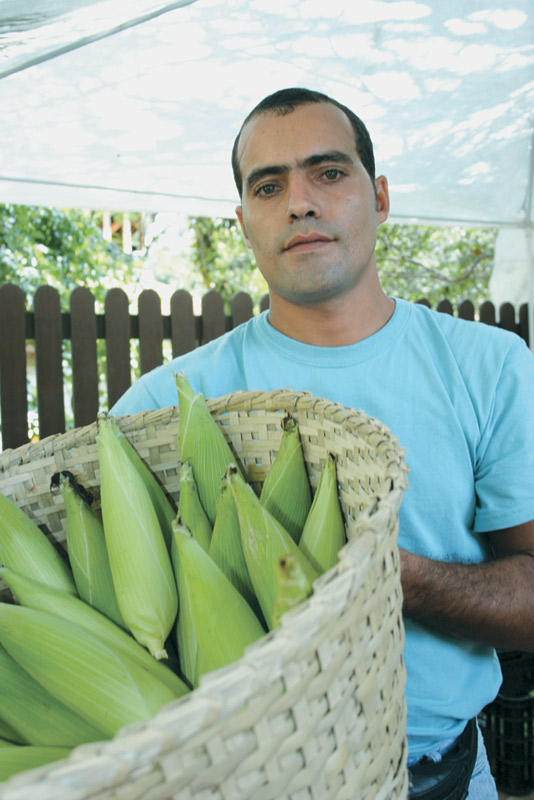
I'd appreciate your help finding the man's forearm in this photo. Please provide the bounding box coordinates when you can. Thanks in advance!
[399,548,534,651]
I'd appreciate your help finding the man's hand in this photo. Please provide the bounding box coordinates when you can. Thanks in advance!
[399,520,534,651]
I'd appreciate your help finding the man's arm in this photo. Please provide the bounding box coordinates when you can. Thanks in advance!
[399,520,534,651]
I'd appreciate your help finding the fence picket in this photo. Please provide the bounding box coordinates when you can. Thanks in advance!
[519,303,529,344]
[0,286,531,452]
[170,290,196,357]
[479,301,496,326]
[105,288,131,409]
[458,300,475,321]
[70,287,99,428]
[231,292,254,328]
[138,289,163,375]
[34,286,65,439]
[499,302,517,334]
[437,299,454,315]
[201,289,226,344]
[0,285,28,449]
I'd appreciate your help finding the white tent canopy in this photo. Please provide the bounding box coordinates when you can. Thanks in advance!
[0,0,533,300]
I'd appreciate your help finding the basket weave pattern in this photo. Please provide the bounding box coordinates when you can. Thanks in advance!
[0,390,409,800]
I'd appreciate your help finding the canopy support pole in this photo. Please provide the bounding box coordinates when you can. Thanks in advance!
[528,226,534,352]
[526,121,534,352]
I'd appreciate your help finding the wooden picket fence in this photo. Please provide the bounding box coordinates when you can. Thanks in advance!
[0,283,530,452]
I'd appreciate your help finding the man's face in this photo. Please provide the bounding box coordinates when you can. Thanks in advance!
[235,102,389,308]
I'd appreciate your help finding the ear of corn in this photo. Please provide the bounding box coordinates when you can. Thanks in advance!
[0,566,189,699]
[0,642,106,747]
[0,492,77,595]
[208,476,259,614]
[161,635,183,683]
[109,416,176,552]
[0,603,179,738]
[177,460,212,552]
[176,372,243,524]
[260,416,312,542]
[97,416,178,660]
[171,460,214,684]
[299,454,346,574]
[0,717,26,745]
[60,473,125,629]
[0,745,72,781]
[226,467,319,630]
[272,554,313,628]
[172,518,265,687]
[173,552,196,688]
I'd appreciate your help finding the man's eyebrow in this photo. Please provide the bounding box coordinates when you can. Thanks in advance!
[245,164,288,192]
[299,150,355,169]
[244,150,355,193]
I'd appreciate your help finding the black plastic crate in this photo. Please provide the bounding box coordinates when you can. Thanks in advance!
[479,650,534,796]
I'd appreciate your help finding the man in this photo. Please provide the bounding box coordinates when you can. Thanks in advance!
[112,88,534,797]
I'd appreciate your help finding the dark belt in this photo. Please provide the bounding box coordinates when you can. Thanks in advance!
[408,718,478,800]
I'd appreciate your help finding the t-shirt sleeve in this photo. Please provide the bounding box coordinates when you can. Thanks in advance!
[109,376,163,416]
[474,338,534,532]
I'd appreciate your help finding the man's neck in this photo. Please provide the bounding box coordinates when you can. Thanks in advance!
[266,286,395,347]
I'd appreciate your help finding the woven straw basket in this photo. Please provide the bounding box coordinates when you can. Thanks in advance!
[0,389,409,800]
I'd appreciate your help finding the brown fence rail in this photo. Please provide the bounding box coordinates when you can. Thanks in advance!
[0,284,530,452]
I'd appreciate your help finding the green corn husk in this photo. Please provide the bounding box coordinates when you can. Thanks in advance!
[0,642,106,747]
[171,461,214,680]
[109,416,176,552]
[0,604,179,738]
[172,518,265,687]
[60,473,125,629]
[0,745,72,781]
[272,553,313,628]
[97,416,178,660]
[173,551,196,688]
[299,454,346,574]
[208,476,259,613]
[0,567,189,699]
[176,460,212,552]
[0,717,26,745]
[0,492,76,595]
[226,466,319,631]
[260,416,312,542]
[176,372,243,524]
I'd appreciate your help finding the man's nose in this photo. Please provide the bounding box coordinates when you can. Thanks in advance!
[286,174,320,220]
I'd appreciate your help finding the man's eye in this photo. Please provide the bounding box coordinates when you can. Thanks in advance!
[323,168,343,180]
[256,183,277,196]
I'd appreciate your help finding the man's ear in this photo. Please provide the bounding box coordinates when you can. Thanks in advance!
[236,206,252,248]
[375,175,389,225]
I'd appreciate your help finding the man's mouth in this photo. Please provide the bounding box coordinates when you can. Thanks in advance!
[283,232,334,253]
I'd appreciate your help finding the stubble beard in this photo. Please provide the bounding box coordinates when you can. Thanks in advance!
[271,256,365,308]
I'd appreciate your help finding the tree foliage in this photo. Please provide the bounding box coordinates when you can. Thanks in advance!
[0,204,135,308]
[188,216,267,310]
[376,223,497,307]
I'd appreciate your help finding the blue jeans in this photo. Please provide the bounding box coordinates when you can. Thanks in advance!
[408,723,498,798]
[467,725,498,799]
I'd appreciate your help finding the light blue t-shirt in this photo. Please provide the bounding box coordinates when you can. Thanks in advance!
[112,298,534,758]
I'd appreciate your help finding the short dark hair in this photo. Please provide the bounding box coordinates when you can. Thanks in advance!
[231,87,376,198]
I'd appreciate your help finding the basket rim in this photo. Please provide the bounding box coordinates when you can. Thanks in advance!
[0,388,409,477]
